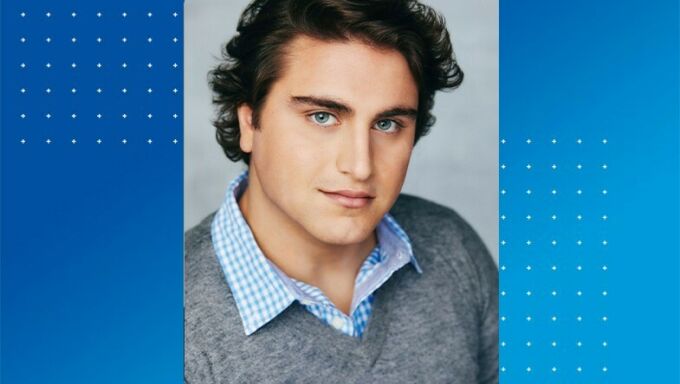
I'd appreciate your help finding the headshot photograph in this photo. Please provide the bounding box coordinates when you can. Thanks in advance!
[184,0,498,382]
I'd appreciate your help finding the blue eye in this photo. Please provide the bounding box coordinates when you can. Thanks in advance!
[309,112,337,126]
[374,119,400,133]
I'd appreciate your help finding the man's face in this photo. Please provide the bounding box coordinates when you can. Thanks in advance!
[239,35,418,246]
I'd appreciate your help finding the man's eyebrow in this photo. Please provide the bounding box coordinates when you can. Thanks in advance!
[290,95,418,120]
[290,96,353,114]
[376,107,418,121]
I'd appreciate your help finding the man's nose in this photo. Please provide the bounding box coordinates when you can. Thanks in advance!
[336,124,373,181]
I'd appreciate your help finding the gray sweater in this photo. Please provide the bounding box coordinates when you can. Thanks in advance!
[185,194,498,384]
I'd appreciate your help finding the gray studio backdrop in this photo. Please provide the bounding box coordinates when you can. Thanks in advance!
[184,0,499,263]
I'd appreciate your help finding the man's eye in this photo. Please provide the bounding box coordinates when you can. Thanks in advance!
[374,119,401,133]
[309,112,338,126]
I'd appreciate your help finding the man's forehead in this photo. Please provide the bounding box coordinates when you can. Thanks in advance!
[282,34,408,69]
[276,35,419,110]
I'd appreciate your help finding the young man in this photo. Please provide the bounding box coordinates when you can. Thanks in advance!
[185,0,498,383]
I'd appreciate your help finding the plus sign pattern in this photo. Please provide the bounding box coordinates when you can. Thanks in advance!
[6,5,182,147]
[500,135,610,381]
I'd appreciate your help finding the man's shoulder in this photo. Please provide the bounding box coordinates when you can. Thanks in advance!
[184,212,230,299]
[390,193,497,288]
[391,194,498,381]
[185,212,216,256]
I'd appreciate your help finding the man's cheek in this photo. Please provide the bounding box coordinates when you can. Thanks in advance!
[288,140,325,168]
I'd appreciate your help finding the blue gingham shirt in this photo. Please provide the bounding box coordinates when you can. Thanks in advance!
[211,170,422,338]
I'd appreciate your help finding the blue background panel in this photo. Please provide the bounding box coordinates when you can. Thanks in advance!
[1,2,183,383]
[2,145,183,383]
[501,0,679,382]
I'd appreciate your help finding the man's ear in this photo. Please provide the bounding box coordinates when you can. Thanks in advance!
[236,103,255,153]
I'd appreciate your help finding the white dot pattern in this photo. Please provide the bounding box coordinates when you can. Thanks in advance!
[500,136,609,378]
[11,7,182,146]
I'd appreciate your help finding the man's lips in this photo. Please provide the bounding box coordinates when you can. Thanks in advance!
[323,189,374,198]
[320,189,375,208]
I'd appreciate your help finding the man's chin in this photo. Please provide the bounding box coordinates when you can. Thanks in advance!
[310,223,374,246]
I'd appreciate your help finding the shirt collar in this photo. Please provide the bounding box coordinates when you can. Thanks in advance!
[211,169,421,335]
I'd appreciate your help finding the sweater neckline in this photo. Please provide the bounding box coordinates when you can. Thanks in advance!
[276,267,406,366]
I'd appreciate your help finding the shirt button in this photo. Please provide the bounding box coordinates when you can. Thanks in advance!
[331,316,345,330]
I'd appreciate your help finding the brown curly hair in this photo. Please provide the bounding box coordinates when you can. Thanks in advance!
[209,0,463,165]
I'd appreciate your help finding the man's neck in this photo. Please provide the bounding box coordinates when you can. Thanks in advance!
[237,175,376,314]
